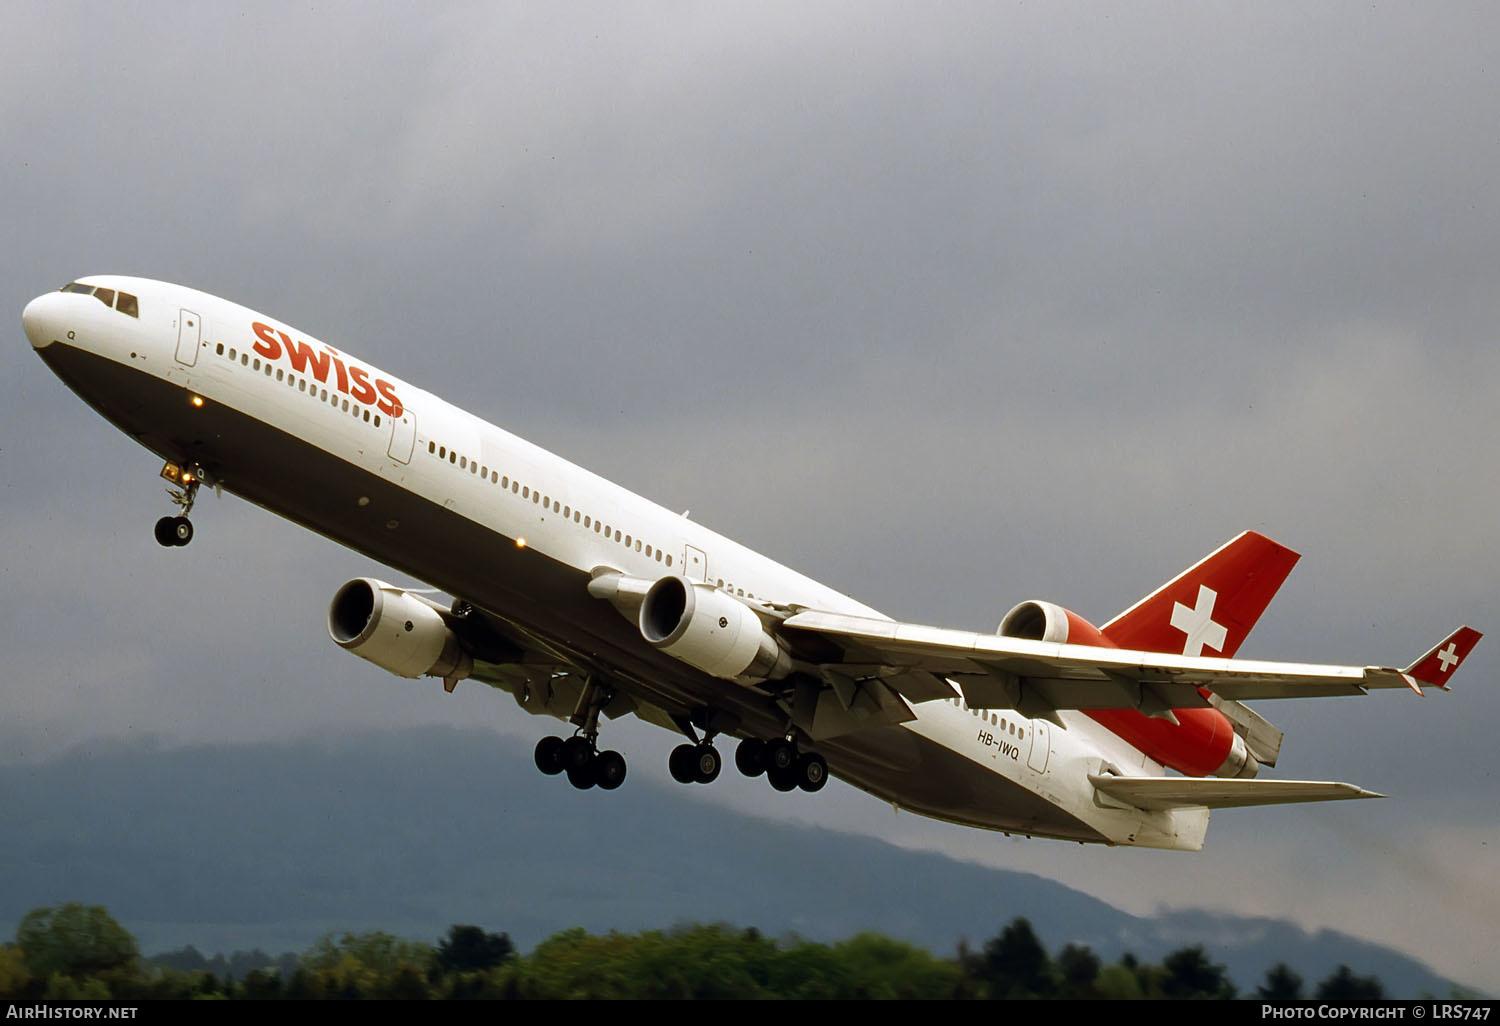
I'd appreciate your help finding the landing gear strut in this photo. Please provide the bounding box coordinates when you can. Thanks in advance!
[154,461,207,547]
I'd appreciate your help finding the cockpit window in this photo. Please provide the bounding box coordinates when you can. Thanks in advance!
[57,282,138,318]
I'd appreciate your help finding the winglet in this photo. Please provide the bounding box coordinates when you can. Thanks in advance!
[1402,626,1483,691]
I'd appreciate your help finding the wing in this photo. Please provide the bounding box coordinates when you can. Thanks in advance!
[779,610,1481,717]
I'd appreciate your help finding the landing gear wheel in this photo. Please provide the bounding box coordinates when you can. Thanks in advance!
[595,750,627,791]
[669,744,699,784]
[765,739,797,774]
[566,760,597,790]
[767,765,799,792]
[797,753,828,793]
[734,738,767,778]
[154,517,177,547]
[562,735,594,774]
[170,517,194,546]
[534,736,566,776]
[693,744,722,784]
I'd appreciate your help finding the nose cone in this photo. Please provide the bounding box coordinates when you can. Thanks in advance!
[22,292,63,349]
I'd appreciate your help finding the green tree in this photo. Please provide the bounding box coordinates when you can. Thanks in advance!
[300,930,435,999]
[0,946,32,998]
[1315,965,1384,1000]
[436,924,514,974]
[1160,945,1236,1000]
[1257,962,1305,999]
[14,904,138,981]
[1057,942,1102,997]
[979,917,1053,998]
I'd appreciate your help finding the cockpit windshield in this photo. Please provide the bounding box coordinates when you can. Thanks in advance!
[59,282,139,318]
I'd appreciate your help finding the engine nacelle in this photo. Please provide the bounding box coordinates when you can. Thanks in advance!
[638,576,791,683]
[327,578,473,683]
[998,600,1113,647]
[996,600,1260,779]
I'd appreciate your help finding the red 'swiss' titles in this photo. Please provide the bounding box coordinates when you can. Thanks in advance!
[251,322,404,417]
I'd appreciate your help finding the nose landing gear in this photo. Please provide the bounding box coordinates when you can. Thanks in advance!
[154,461,210,547]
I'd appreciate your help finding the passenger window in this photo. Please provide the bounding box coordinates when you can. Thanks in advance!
[216,343,225,356]
[277,369,284,381]
[116,293,138,317]
[460,456,467,469]
[242,354,249,366]
[429,442,436,454]
[666,555,672,567]
[253,358,261,371]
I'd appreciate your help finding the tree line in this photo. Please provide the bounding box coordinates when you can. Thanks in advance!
[1,901,1399,1000]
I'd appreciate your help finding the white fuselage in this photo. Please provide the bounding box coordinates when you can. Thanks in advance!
[25,275,1209,851]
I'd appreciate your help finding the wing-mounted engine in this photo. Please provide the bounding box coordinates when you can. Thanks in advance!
[327,578,473,685]
[638,575,792,684]
[997,599,1259,779]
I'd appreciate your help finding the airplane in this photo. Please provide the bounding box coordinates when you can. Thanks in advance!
[24,275,1482,852]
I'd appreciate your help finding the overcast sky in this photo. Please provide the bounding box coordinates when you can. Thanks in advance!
[3,1,1497,992]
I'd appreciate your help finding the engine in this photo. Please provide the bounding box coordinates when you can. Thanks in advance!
[327,578,473,683]
[998,600,1112,647]
[638,576,791,683]
[997,599,1258,779]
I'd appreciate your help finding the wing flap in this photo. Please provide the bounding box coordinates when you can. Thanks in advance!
[1088,774,1383,811]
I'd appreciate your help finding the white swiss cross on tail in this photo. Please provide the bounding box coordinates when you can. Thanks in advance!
[1169,585,1229,657]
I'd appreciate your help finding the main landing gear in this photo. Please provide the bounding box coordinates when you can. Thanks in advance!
[534,734,627,791]
[734,737,828,793]
[532,677,626,791]
[154,461,207,548]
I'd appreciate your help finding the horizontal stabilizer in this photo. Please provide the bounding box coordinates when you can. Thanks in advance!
[1088,774,1383,811]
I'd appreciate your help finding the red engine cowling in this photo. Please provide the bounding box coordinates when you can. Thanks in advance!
[997,600,1255,778]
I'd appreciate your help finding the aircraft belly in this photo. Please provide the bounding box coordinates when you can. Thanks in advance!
[41,341,1109,846]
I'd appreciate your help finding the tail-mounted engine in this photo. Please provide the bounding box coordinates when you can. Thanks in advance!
[638,576,791,684]
[327,578,473,684]
[998,599,1259,779]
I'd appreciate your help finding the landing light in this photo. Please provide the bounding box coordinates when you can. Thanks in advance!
[516,537,527,549]
[190,395,204,408]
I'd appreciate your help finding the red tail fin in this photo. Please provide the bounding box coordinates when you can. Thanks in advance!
[1101,532,1300,657]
